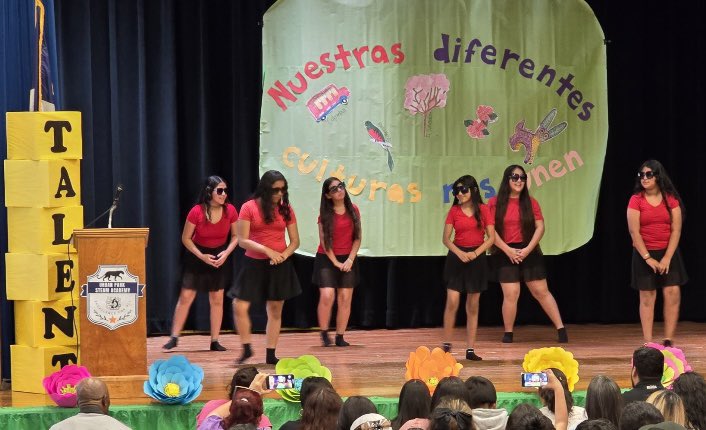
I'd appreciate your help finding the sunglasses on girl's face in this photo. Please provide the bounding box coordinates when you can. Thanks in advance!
[215,187,227,195]
[637,171,656,180]
[453,185,470,195]
[328,182,346,193]
[508,173,528,183]
[271,186,287,194]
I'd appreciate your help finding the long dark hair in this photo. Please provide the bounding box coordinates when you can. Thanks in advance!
[198,175,230,222]
[673,372,706,430]
[538,368,574,414]
[253,170,291,223]
[392,379,431,429]
[495,165,536,242]
[633,159,685,220]
[337,396,377,430]
[452,175,484,225]
[301,387,342,430]
[320,177,361,251]
[585,375,624,427]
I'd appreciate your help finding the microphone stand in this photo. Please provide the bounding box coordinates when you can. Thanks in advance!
[107,201,118,229]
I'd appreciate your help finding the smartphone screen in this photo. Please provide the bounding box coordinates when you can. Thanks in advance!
[520,372,548,387]
[266,374,295,390]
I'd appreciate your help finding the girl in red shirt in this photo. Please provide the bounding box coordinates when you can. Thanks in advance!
[626,160,687,345]
[314,177,362,347]
[442,175,495,360]
[163,175,238,352]
[228,170,301,364]
[488,165,567,344]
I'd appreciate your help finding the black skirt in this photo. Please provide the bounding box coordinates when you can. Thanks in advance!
[312,253,359,288]
[489,243,547,283]
[181,243,231,292]
[631,247,688,291]
[443,246,488,293]
[227,256,302,303]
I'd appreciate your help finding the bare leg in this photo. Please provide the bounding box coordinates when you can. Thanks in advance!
[662,286,681,341]
[317,288,335,331]
[639,290,657,342]
[443,289,461,342]
[500,282,521,332]
[526,279,564,329]
[208,290,224,340]
[335,288,353,334]
[266,300,284,348]
[232,299,251,344]
[465,292,480,347]
[170,288,197,337]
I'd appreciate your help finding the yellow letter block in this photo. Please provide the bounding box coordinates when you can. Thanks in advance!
[5,253,78,301]
[7,206,83,253]
[4,159,81,207]
[10,345,79,393]
[5,111,82,160]
[15,299,80,347]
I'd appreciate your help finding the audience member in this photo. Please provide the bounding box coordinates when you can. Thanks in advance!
[300,387,342,430]
[431,377,470,410]
[673,372,706,430]
[538,368,588,429]
[280,376,335,430]
[506,403,554,430]
[392,379,431,430]
[619,401,664,430]
[465,376,508,430]
[198,389,264,430]
[429,396,473,430]
[637,422,687,430]
[646,391,687,427]
[338,396,378,430]
[576,418,618,430]
[624,347,665,403]
[49,378,131,430]
[351,413,393,430]
[586,375,625,427]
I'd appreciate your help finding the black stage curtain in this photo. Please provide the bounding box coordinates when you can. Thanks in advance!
[51,0,706,338]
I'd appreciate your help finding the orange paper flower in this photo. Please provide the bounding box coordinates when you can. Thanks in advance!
[405,346,463,393]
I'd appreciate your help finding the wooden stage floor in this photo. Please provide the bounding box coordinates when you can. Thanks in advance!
[2,322,705,407]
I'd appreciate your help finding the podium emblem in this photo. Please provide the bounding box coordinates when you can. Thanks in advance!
[80,264,145,330]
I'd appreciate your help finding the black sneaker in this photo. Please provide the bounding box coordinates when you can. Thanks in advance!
[442,342,452,353]
[502,332,513,343]
[663,339,673,347]
[466,348,483,361]
[163,336,178,350]
[321,330,332,347]
[557,327,569,343]
[335,334,349,347]
[210,341,227,351]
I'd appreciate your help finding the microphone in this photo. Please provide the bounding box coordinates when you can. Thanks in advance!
[112,184,124,206]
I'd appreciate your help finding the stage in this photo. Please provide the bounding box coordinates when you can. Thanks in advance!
[1,323,704,429]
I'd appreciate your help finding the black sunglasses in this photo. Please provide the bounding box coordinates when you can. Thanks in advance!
[328,182,346,193]
[637,171,657,180]
[271,186,287,194]
[453,185,470,195]
[215,187,227,195]
[508,173,528,182]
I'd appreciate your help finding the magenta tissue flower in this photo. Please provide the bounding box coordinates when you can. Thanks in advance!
[43,365,92,407]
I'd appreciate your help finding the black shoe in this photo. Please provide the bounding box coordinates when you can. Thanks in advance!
[557,327,569,343]
[502,332,513,343]
[236,344,253,365]
[335,334,349,347]
[321,330,332,347]
[163,336,178,350]
[210,340,227,351]
[266,348,279,365]
[466,348,483,361]
[442,342,452,353]
[663,339,673,347]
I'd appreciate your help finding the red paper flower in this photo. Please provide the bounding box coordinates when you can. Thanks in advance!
[43,365,92,407]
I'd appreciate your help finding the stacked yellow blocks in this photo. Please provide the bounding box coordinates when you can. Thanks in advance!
[4,112,84,393]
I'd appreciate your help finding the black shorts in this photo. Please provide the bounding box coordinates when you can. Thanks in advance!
[312,253,359,288]
[181,243,231,292]
[489,243,546,283]
[443,246,488,294]
[631,247,688,291]
[227,257,302,303]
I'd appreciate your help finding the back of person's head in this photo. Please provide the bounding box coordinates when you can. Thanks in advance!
[228,366,259,397]
[301,387,342,430]
[300,376,335,409]
[646,390,687,427]
[619,401,664,430]
[393,379,432,429]
[224,389,264,429]
[672,371,706,430]
[429,396,473,430]
[576,418,619,430]
[228,424,257,430]
[586,375,625,426]
[506,403,554,430]
[431,377,470,410]
[350,413,393,430]
[76,377,110,413]
[538,367,574,414]
[465,376,497,409]
[338,396,378,430]
[633,347,665,380]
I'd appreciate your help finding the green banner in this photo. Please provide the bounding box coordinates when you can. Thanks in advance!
[260,0,607,256]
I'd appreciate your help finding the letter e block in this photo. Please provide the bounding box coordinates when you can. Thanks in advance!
[10,344,79,393]
[6,111,82,160]
[4,160,81,207]
[15,299,80,347]
[5,253,77,301]
[7,206,83,253]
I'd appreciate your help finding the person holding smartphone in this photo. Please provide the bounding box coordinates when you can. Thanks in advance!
[627,160,687,346]
[488,165,567,344]
[314,177,362,347]
[163,175,238,352]
[228,170,301,365]
[441,175,495,361]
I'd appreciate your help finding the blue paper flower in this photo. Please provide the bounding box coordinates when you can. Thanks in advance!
[144,355,204,404]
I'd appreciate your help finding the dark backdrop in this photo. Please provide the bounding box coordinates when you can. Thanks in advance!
[47,0,706,339]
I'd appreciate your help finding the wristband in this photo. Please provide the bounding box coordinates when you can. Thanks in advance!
[642,253,650,260]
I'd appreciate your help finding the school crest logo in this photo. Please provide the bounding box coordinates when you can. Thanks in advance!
[80,265,144,330]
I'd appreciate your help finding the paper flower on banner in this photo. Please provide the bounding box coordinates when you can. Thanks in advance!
[645,342,692,389]
[276,355,332,402]
[405,346,463,394]
[523,347,579,392]
[43,365,92,407]
[144,355,204,404]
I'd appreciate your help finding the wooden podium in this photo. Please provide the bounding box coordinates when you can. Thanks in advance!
[73,228,149,377]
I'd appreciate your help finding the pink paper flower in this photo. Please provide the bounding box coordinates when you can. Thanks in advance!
[466,119,488,139]
[43,365,92,407]
[476,105,496,123]
[645,342,692,389]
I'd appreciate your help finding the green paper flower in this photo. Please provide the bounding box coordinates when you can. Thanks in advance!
[275,355,332,402]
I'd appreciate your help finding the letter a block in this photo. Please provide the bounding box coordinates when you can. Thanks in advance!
[7,206,83,254]
[4,159,81,207]
[5,253,78,301]
[15,299,80,347]
[5,111,82,160]
[10,345,79,393]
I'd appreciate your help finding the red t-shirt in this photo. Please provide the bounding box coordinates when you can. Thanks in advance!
[317,205,360,255]
[628,193,679,250]
[487,196,543,244]
[445,204,494,247]
[239,199,297,259]
[186,204,238,248]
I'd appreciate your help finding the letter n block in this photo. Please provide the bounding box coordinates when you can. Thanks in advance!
[7,206,83,254]
[5,111,82,160]
[4,159,81,207]
[15,299,80,347]
[10,345,79,393]
[5,253,78,301]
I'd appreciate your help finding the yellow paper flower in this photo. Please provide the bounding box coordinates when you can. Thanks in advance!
[522,347,579,392]
[405,346,463,393]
